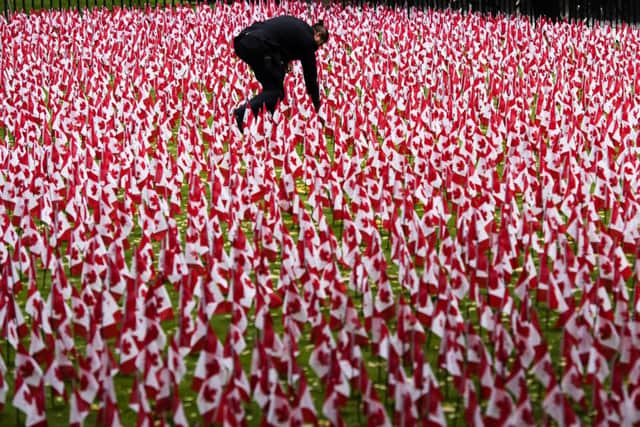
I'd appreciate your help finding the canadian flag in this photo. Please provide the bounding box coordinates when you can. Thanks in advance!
[309,322,335,380]
[13,345,46,427]
[543,383,580,427]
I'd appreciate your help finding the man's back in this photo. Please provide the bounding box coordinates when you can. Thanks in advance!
[244,15,317,62]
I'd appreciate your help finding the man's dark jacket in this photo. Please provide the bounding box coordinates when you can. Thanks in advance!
[242,15,321,109]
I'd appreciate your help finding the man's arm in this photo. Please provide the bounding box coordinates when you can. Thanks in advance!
[300,51,321,111]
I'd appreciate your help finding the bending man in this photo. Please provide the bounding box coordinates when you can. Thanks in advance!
[233,16,329,132]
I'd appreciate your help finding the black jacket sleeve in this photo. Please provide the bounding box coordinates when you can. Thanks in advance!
[300,50,320,110]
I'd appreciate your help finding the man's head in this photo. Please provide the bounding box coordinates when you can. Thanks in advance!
[312,20,329,47]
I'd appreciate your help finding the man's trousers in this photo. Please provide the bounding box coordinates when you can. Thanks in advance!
[233,31,287,120]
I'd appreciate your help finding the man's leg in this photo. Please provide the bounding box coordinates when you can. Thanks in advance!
[233,34,287,131]
[234,85,284,132]
[247,88,285,116]
[233,32,266,132]
[235,55,287,130]
[248,54,287,114]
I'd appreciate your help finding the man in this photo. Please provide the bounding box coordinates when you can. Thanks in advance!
[232,16,329,132]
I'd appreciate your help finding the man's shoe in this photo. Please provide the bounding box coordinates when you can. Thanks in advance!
[233,107,244,133]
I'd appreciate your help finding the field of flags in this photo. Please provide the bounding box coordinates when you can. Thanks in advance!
[1,0,640,425]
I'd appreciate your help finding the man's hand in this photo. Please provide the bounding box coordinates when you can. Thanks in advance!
[317,106,326,126]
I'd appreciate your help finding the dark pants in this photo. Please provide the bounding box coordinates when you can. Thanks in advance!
[233,32,287,120]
